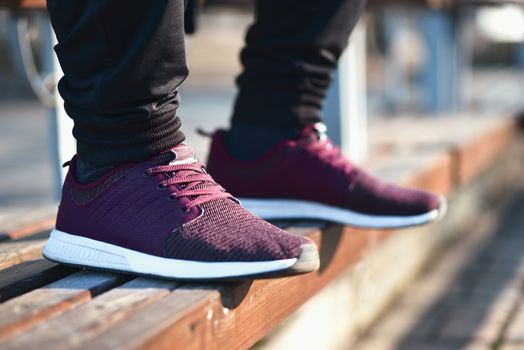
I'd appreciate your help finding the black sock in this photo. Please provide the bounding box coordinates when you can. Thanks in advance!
[224,126,299,161]
[75,158,115,184]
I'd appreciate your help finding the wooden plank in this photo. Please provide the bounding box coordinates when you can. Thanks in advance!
[0,259,55,289]
[405,152,454,195]
[0,205,55,242]
[368,117,513,187]
[76,288,218,350]
[368,116,508,152]
[0,217,55,242]
[0,0,45,9]
[0,234,48,270]
[61,224,393,350]
[0,258,75,302]
[0,271,126,340]
[370,151,454,195]
[2,278,177,350]
[369,116,516,191]
[455,119,517,185]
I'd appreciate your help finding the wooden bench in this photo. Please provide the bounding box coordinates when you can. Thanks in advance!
[0,115,520,349]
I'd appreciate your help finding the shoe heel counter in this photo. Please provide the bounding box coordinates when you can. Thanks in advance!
[55,167,76,232]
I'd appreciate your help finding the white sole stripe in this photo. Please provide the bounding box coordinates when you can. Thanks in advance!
[239,198,446,229]
[43,230,297,280]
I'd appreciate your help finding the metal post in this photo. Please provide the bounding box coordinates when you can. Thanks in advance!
[323,19,368,163]
[518,41,524,70]
[382,8,411,112]
[7,12,74,199]
[49,28,75,195]
[6,13,55,108]
[419,10,460,114]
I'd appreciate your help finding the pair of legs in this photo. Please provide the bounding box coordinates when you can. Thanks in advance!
[46,0,363,169]
[43,0,445,280]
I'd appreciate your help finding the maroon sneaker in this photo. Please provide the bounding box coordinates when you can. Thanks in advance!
[207,123,447,229]
[43,145,319,280]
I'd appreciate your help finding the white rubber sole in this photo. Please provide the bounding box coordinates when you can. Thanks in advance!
[240,196,448,229]
[43,230,319,280]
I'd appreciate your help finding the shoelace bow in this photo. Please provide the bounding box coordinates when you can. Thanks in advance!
[145,162,232,210]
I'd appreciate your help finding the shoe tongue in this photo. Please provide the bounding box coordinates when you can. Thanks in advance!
[152,144,204,191]
[299,122,328,142]
[152,144,198,166]
[168,144,198,166]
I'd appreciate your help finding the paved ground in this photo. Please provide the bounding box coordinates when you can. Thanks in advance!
[352,177,524,350]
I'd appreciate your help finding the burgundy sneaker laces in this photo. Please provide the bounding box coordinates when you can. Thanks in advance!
[145,162,233,210]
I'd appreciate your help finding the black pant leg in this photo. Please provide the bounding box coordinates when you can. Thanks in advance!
[231,0,367,129]
[47,0,187,167]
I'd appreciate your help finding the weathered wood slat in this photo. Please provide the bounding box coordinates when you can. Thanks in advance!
[0,205,55,241]
[0,271,126,340]
[0,0,46,9]
[369,117,517,191]
[2,278,177,350]
[0,259,56,291]
[0,218,55,242]
[76,287,220,350]
[370,151,454,196]
[454,120,517,185]
[62,225,393,350]
[0,235,48,270]
[0,259,75,302]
